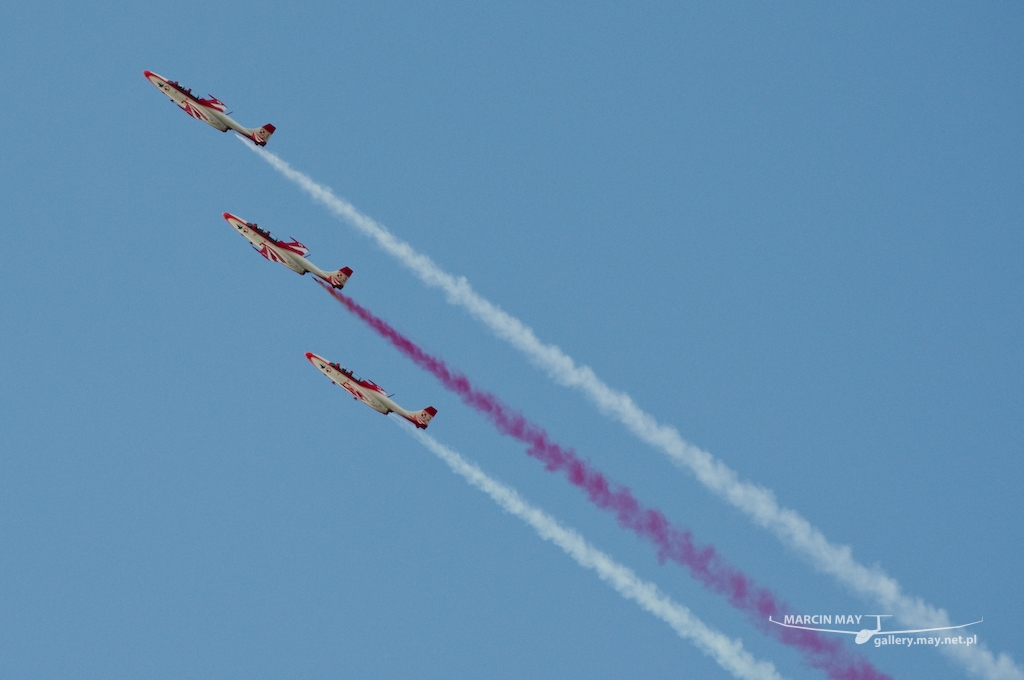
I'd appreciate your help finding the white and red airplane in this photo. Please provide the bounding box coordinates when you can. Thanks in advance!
[305,352,438,429]
[222,212,352,288]
[143,71,275,146]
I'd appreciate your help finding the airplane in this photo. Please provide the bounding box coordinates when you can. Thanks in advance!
[222,213,352,288]
[143,71,275,146]
[305,352,437,429]
[768,614,983,644]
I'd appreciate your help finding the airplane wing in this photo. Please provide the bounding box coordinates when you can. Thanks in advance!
[255,243,285,264]
[175,98,229,130]
[199,95,227,112]
[884,620,983,635]
[277,239,310,256]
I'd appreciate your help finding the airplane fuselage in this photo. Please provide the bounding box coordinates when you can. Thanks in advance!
[144,71,275,145]
[311,355,407,416]
[146,72,246,133]
[305,352,436,428]
[223,213,332,279]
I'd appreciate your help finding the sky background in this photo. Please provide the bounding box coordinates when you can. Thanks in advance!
[1,2,1021,679]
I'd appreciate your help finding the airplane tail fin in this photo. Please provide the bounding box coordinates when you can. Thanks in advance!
[248,124,276,146]
[404,406,437,430]
[324,266,353,289]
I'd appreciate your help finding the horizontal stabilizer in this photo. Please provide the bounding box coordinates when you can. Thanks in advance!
[249,123,276,146]
[406,406,437,430]
[324,267,353,289]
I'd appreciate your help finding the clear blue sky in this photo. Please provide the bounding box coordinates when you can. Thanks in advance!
[1,2,1020,679]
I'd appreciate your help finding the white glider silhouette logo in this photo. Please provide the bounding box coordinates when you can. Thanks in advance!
[769,614,982,644]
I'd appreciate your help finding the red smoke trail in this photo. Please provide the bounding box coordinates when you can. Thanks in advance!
[319,282,891,680]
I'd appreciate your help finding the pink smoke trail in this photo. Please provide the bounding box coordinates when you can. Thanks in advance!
[318,282,891,680]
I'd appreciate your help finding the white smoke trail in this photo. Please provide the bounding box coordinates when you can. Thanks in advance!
[395,419,785,680]
[249,141,1021,679]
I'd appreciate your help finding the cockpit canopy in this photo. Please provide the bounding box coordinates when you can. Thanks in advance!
[167,80,193,97]
[246,222,273,240]
[333,363,360,381]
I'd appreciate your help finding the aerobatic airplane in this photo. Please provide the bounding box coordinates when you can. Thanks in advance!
[305,352,438,429]
[222,213,353,288]
[143,71,276,146]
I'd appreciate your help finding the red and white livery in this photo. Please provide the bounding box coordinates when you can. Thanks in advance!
[305,352,438,429]
[143,71,276,146]
[223,213,352,289]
